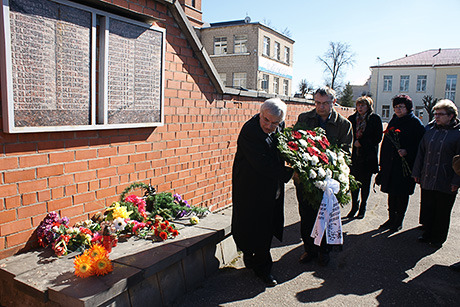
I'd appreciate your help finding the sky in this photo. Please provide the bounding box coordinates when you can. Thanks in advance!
[202,0,460,93]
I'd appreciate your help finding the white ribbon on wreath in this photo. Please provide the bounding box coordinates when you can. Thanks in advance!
[310,178,343,246]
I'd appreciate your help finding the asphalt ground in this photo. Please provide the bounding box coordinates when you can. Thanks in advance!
[175,180,460,307]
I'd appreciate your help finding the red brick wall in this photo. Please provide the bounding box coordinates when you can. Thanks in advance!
[0,0,353,259]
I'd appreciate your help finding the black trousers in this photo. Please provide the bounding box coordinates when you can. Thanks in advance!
[296,187,330,255]
[241,239,273,276]
[351,170,373,213]
[387,193,410,228]
[420,188,457,244]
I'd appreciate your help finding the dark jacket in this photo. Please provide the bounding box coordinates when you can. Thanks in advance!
[379,112,425,195]
[348,112,383,174]
[231,114,293,253]
[412,119,460,194]
[294,108,353,154]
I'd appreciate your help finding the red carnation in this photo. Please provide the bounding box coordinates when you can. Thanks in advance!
[287,141,299,151]
[307,130,317,137]
[319,152,329,164]
[395,129,401,133]
[291,131,302,139]
[307,146,320,157]
[389,127,395,131]
[159,232,168,240]
[307,138,316,146]
[322,136,330,147]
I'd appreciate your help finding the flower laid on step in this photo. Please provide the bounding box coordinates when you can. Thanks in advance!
[276,127,359,209]
[74,244,113,278]
[153,220,179,241]
[190,216,200,225]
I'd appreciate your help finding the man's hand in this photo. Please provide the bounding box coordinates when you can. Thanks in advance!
[398,149,407,157]
[354,140,362,148]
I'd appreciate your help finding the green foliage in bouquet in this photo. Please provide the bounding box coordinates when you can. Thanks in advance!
[276,127,360,209]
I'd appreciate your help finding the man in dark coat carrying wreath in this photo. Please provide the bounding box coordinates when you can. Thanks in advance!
[232,98,293,287]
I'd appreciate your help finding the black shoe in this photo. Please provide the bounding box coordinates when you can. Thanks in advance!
[356,212,365,219]
[346,209,357,219]
[429,241,443,249]
[379,220,393,229]
[299,251,317,263]
[318,253,330,267]
[256,273,278,287]
[389,225,402,232]
[450,262,460,272]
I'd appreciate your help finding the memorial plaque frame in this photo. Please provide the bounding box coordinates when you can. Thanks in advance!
[0,0,165,133]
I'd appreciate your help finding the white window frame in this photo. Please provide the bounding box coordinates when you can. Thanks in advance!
[445,74,457,101]
[382,105,390,119]
[283,79,289,96]
[284,47,290,64]
[263,36,270,56]
[416,75,427,92]
[261,74,269,91]
[273,77,279,94]
[233,72,247,89]
[274,41,280,60]
[234,35,247,53]
[383,75,392,92]
[400,75,410,92]
[219,73,227,87]
[214,36,227,55]
[0,0,165,133]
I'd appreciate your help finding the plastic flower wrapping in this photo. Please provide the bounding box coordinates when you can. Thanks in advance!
[276,127,359,209]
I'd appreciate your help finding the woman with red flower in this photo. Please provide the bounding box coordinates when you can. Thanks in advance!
[346,96,383,219]
[377,95,425,232]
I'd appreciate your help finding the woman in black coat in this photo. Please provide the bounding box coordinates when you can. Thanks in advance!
[378,95,425,232]
[232,98,293,286]
[412,99,460,248]
[347,96,383,219]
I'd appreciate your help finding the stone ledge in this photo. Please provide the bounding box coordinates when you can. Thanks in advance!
[0,210,236,307]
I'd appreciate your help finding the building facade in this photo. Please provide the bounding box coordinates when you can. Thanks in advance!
[369,48,460,123]
[197,18,294,96]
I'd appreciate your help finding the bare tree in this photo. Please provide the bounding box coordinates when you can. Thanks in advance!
[422,95,438,122]
[298,79,313,96]
[317,42,355,90]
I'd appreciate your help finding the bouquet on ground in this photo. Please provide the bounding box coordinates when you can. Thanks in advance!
[383,126,411,176]
[276,127,359,209]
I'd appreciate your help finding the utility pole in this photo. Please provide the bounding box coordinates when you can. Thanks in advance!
[375,57,380,114]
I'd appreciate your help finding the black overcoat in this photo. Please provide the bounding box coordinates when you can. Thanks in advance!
[378,112,425,195]
[348,112,383,174]
[231,114,293,253]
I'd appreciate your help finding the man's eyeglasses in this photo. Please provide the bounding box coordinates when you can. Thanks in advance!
[315,101,332,106]
[433,112,448,117]
[393,105,406,109]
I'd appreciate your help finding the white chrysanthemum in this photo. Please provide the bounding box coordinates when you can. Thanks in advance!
[309,169,317,179]
[298,130,307,135]
[317,167,326,179]
[314,180,327,191]
[311,155,319,166]
[326,168,333,179]
[302,153,312,161]
[299,139,309,148]
[113,217,126,231]
[338,173,349,184]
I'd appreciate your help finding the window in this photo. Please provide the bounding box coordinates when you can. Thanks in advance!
[261,74,269,90]
[445,75,457,101]
[382,105,390,118]
[273,77,279,94]
[415,106,424,120]
[283,80,289,96]
[417,75,427,92]
[1,0,165,133]
[233,73,247,88]
[214,36,227,55]
[284,47,290,64]
[383,76,392,92]
[219,73,227,87]
[263,36,270,56]
[234,35,247,53]
[191,0,196,7]
[400,75,410,92]
[274,42,280,60]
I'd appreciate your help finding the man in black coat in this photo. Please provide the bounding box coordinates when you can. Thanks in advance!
[232,98,293,287]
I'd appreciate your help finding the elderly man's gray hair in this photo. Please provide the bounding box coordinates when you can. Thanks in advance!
[315,86,336,101]
[260,98,287,122]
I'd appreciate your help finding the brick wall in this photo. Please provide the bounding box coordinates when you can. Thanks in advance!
[0,0,353,259]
